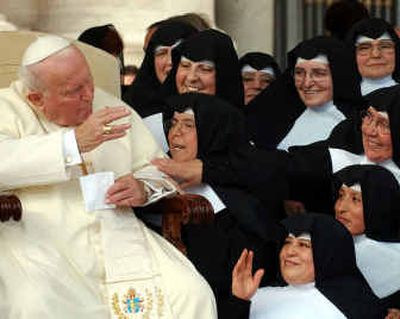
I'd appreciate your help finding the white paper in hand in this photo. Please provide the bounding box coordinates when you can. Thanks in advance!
[79,172,116,212]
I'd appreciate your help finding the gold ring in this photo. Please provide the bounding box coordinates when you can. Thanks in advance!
[102,124,113,135]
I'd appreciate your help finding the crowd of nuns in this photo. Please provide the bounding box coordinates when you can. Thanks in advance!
[77,9,400,319]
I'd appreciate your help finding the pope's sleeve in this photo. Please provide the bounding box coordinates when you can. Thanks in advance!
[0,131,72,192]
[127,109,176,204]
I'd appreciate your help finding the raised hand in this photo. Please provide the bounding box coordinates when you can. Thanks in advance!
[232,249,264,301]
[75,106,131,153]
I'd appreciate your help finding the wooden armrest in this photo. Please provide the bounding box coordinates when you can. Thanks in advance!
[152,194,214,254]
[0,195,22,222]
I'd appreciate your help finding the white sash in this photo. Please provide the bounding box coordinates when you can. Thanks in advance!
[99,210,173,319]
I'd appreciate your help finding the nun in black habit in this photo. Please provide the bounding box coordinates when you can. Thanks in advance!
[161,28,244,108]
[239,52,281,105]
[286,84,400,214]
[346,18,400,96]
[245,36,362,151]
[122,22,197,151]
[334,165,400,310]
[228,213,386,319]
[151,29,262,192]
[159,93,282,316]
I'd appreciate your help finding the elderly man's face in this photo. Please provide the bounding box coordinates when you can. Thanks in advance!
[280,234,315,285]
[335,185,365,236]
[294,60,333,108]
[361,106,392,162]
[28,47,94,127]
[356,38,395,79]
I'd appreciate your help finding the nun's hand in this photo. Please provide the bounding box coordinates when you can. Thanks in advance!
[386,308,400,319]
[232,249,264,301]
[151,158,202,189]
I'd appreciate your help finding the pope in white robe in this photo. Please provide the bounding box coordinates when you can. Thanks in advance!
[0,34,217,319]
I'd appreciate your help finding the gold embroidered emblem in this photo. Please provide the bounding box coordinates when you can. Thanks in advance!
[112,287,161,318]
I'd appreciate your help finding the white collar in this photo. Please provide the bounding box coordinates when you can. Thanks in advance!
[353,234,400,298]
[361,76,397,96]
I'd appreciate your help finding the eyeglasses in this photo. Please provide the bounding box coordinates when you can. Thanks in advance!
[293,67,331,83]
[361,109,391,135]
[165,118,196,134]
[356,40,395,56]
[242,72,275,86]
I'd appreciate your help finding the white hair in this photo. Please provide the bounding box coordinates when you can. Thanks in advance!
[18,34,73,92]
[18,64,45,92]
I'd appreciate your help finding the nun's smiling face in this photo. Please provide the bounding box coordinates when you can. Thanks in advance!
[175,57,217,95]
[280,234,315,285]
[335,185,365,236]
[361,106,392,162]
[168,111,198,162]
[294,60,333,108]
[356,38,395,79]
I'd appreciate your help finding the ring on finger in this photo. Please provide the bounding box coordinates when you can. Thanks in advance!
[102,124,113,135]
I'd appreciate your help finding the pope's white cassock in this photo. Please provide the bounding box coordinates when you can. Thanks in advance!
[0,80,217,319]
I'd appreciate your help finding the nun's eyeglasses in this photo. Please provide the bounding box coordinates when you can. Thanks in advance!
[356,40,395,56]
[361,109,391,135]
[165,118,196,134]
[293,68,330,83]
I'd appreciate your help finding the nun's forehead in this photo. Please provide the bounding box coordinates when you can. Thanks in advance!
[295,54,329,68]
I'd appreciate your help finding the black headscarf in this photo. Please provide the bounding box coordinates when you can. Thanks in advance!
[162,93,286,241]
[161,29,244,108]
[163,93,247,161]
[122,22,197,117]
[78,24,123,56]
[246,36,362,150]
[333,165,400,242]
[281,213,385,318]
[346,17,400,82]
[239,52,281,78]
[329,84,400,167]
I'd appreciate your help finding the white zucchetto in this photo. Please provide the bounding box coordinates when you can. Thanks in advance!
[22,35,71,66]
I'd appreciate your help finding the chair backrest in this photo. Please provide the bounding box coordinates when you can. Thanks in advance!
[0,30,121,97]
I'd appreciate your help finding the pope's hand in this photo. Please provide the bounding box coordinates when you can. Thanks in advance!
[106,174,147,207]
[75,106,131,153]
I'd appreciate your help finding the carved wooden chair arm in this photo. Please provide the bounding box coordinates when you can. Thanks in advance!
[0,194,22,222]
[152,193,214,255]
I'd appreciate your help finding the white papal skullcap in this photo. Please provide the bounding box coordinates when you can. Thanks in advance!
[22,35,72,66]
